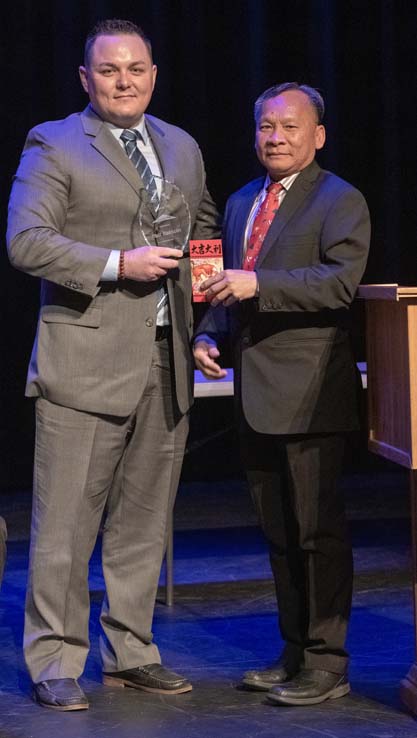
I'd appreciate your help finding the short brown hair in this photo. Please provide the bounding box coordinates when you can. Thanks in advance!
[84,19,153,67]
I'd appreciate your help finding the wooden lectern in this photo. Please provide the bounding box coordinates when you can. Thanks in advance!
[358,284,417,714]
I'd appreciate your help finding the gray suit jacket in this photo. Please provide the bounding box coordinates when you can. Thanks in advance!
[197,160,370,434]
[7,105,220,416]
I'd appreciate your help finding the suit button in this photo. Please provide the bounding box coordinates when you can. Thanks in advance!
[242,336,250,345]
[145,318,154,327]
[64,280,82,290]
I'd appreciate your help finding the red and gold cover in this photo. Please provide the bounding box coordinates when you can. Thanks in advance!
[189,239,223,302]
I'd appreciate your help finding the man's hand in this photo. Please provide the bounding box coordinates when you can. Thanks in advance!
[193,339,227,379]
[124,246,183,282]
[200,269,258,306]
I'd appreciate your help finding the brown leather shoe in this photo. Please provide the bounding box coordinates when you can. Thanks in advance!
[267,669,350,706]
[103,664,192,694]
[241,659,299,691]
[33,678,89,710]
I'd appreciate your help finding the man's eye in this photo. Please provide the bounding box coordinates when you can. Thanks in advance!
[131,67,145,74]
[259,125,272,132]
[101,69,114,75]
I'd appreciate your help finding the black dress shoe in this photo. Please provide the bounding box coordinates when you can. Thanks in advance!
[267,669,350,706]
[102,664,192,694]
[33,678,89,710]
[241,660,299,691]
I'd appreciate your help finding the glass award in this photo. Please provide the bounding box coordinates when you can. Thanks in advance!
[138,176,192,254]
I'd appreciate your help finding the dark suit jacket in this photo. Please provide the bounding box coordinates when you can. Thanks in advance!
[7,105,220,417]
[197,160,370,435]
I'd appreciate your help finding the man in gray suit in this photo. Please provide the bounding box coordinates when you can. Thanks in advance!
[7,18,219,710]
[194,83,370,706]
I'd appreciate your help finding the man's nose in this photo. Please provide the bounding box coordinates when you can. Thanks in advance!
[268,128,285,144]
[116,72,130,88]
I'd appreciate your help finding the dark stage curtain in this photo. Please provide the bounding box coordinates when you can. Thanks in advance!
[1,0,416,489]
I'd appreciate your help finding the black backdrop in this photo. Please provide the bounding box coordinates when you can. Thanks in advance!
[1,0,416,490]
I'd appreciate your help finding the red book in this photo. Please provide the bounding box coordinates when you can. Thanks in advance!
[189,239,223,302]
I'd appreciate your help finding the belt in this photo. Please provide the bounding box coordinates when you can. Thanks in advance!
[155,325,172,341]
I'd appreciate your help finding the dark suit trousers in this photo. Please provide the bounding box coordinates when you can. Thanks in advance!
[240,427,352,674]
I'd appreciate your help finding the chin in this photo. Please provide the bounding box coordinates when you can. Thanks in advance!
[268,169,290,179]
[112,103,142,121]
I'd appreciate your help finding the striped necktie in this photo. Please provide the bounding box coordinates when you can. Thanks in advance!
[120,129,159,210]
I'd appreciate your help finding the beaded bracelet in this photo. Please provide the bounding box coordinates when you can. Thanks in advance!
[118,250,125,280]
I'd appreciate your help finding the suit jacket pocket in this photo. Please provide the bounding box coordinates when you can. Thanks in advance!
[41,304,102,328]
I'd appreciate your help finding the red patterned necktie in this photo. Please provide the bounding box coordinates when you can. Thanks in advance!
[243,182,284,270]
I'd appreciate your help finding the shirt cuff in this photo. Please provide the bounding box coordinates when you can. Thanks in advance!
[101,250,121,281]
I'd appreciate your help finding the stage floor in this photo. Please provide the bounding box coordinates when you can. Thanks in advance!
[0,465,416,737]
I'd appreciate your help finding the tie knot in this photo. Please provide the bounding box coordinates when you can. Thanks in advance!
[267,181,284,195]
[120,129,144,145]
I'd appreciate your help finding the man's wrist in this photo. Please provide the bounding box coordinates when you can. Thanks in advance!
[194,333,217,348]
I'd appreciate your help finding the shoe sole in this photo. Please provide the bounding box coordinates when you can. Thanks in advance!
[102,674,192,695]
[34,695,89,711]
[267,682,350,706]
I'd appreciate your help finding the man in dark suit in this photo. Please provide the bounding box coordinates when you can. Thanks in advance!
[7,19,219,710]
[194,82,370,706]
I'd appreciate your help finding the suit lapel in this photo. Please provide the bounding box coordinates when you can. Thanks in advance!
[232,181,263,268]
[143,116,173,219]
[256,160,321,267]
[145,115,169,180]
[81,105,148,201]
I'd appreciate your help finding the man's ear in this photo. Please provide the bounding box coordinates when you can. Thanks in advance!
[315,125,326,151]
[79,66,89,94]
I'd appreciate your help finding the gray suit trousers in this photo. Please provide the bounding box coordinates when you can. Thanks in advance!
[24,338,189,682]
